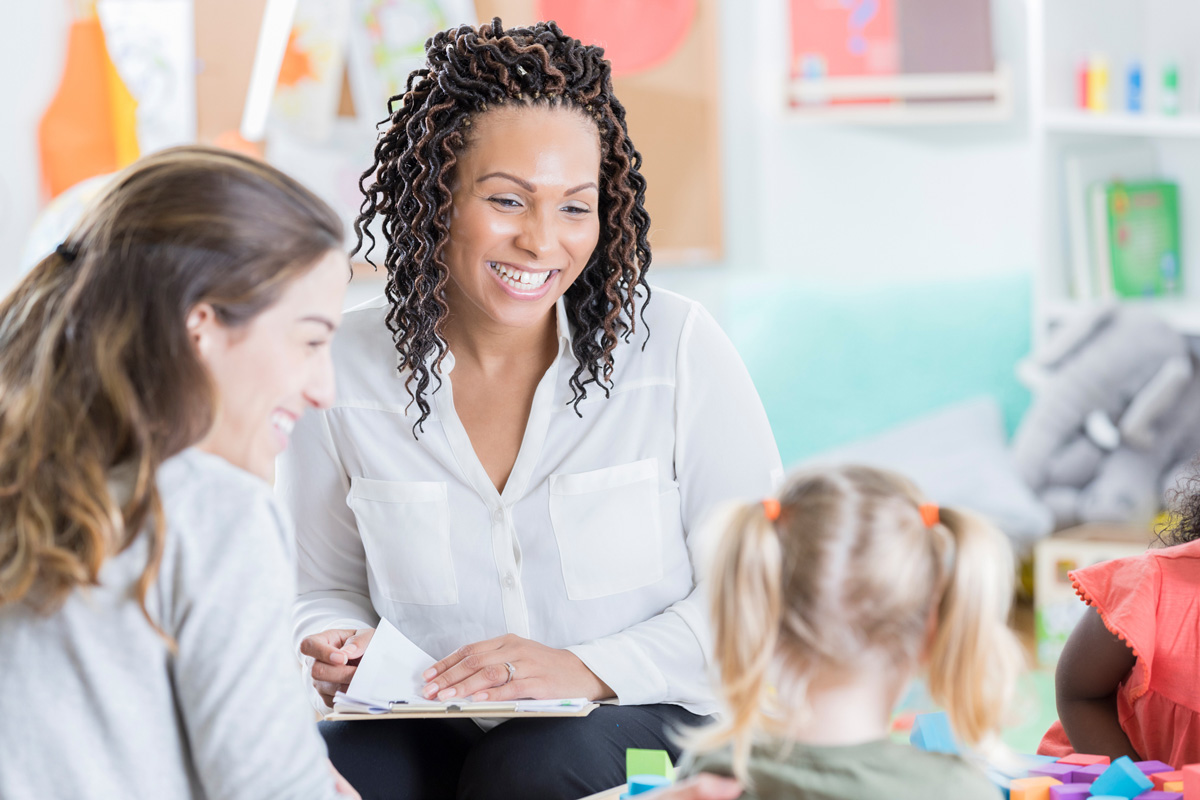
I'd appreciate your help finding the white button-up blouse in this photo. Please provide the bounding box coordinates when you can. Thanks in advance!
[279,288,783,715]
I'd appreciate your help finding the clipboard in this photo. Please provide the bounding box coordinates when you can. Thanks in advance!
[325,702,599,722]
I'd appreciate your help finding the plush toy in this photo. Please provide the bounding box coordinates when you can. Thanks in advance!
[1012,307,1200,530]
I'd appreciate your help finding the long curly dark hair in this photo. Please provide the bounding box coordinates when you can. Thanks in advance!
[1161,467,1200,545]
[353,18,653,431]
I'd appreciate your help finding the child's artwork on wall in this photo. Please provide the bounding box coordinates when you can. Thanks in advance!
[346,0,477,123]
[269,0,352,143]
[479,0,724,263]
[790,0,898,84]
[536,0,694,78]
[96,0,196,155]
[39,12,139,198]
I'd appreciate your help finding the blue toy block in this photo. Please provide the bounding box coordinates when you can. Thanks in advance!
[621,775,671,798]
[908,711,959,755]
[1090,756,1155,799]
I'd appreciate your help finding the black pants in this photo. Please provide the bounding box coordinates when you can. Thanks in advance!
[320,704,711,800]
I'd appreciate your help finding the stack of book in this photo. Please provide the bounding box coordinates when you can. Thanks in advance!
[1064,145,1183,300]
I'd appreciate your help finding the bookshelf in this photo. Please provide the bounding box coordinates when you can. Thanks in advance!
[787,67,1013,125]
[1030,0,1200,346]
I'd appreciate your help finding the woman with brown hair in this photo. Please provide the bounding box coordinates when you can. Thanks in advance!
[281,19,781,800]
[0,146,358,799]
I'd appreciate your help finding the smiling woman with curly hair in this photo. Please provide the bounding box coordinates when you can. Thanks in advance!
[278,19,781,799]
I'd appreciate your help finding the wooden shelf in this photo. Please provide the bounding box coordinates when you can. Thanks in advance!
[787,66,1012,125]
[1044,110,1200,138]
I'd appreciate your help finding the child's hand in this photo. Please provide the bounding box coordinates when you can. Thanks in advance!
[647,774,743,799]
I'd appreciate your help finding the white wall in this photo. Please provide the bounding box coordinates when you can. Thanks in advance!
[654,0,1037,311]
[1,0,1037,305]
[0,1,69,290]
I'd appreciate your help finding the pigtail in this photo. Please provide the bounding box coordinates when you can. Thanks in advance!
[925,507,1024,746]
[686,501,785,784]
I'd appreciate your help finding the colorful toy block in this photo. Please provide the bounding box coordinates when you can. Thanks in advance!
[1185,764,1200,800]
[1010,776,1061,800]
[623,775,670,797]
[1049,786,1092,799]
[1140,792,1184,800]
[1141,762,1178,776]
[1154,772,1186,790]
[1030,763,1078,783]
[1058,753,1111,767]
[1091,756,1155,798]
[908,711,959,755]
[626,749,674,782]
[1072,763,1109,784]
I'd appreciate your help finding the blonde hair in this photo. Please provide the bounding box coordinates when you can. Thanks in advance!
[691,465,1023,781]
[0,146,343,632]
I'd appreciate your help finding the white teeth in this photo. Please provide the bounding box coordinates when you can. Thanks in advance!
[488,261,552,291]
[271,412,295,436]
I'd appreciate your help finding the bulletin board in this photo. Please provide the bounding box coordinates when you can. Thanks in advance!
[188,0,723,264]
[194,0,270,142]
[474,0,724,264]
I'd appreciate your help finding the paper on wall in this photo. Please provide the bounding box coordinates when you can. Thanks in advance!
[97,0,196,154]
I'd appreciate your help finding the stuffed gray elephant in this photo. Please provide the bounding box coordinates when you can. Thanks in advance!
[1012,307,1200,530]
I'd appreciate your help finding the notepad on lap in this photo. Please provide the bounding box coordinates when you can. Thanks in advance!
[331,619,593,718]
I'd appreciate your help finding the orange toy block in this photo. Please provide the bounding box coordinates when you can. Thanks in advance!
[1011,776,1062,800]
[1058,753,1111,767]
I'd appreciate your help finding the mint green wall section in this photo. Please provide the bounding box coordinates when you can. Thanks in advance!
[721,273,1033,466]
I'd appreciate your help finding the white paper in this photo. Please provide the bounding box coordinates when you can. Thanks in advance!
[345,617,436,704]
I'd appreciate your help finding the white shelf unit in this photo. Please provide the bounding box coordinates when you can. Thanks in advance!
[787,67,1013,125]
[1030,0,1200,346]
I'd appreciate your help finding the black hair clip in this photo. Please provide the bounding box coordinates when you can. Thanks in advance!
[55,242,79,262]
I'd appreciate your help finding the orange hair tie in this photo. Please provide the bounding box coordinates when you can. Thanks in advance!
[919,503,940,528]
[762,499,781,522]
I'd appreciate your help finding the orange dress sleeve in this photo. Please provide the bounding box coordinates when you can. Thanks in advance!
[1037,550,1161,757]
[1070,551,1161,702]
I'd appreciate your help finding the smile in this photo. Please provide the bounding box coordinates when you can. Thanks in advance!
[488,261,558,293]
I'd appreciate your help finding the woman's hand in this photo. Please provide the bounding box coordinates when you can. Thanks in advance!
[647,775,742,800]
[299,627,376,707]
[422,633,614,702]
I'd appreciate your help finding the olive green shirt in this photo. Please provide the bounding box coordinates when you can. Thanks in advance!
[681,738,1002,800]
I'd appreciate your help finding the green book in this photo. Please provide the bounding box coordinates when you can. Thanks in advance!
[1095,180,1182,298]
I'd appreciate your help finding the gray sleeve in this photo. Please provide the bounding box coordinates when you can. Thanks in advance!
[166,486,340,800]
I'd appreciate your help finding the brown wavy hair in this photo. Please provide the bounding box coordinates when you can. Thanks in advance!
[0,146,343,631]
[354,18,652,430]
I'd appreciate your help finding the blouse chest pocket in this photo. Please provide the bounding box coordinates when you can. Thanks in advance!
[347,478,458,606]
[548,458,664,601]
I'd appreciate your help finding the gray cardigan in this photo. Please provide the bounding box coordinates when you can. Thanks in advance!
[0,449,339,799]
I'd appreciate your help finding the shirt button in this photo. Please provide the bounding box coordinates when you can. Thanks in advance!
[493,509,504,524]
[504,573,516,588]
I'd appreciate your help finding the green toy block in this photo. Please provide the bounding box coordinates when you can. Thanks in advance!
[627,748,674,781]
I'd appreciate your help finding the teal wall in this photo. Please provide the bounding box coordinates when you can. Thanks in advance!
[722,273,1033,466]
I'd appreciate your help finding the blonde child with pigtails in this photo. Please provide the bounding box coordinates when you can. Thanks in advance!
[679,465,1025,799]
